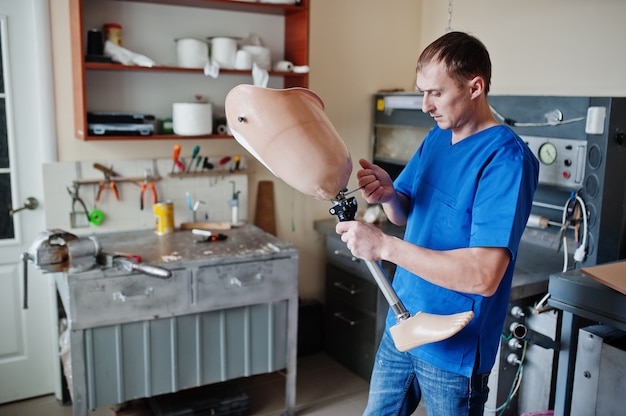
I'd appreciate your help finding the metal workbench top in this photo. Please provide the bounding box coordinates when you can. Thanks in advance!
[74,224,297,276]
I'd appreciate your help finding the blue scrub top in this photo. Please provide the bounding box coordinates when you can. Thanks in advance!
[390,124,539,376]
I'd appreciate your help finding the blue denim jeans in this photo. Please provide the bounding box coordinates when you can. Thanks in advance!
[363,331,490,416]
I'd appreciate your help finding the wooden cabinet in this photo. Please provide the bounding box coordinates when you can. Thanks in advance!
[69,0,309,141]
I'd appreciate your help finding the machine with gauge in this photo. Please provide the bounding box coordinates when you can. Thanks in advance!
[371,93,626,414]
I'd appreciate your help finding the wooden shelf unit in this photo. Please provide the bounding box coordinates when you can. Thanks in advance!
[70,0,310,141]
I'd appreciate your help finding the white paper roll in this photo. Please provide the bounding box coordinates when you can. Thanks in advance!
[172,102,213,136]
[273,60,293,72]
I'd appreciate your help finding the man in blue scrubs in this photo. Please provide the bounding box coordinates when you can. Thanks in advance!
[336,31,539,415]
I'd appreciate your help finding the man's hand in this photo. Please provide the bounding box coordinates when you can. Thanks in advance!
[357,159,396,205]
[335,220,387,261]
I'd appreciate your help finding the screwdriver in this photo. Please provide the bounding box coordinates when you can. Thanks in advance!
[172,144,185,173]
[186,145,200,172]
[194,155,203,172]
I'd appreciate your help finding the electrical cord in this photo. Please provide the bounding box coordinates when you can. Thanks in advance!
[573,194,588,263]
[484,340,527,415]
[490,105,585,127]
[562,197,571,272]
[560,192,588,271]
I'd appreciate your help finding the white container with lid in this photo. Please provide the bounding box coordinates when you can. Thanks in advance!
[172,102,213,136]
[175,38,209,68]
[211,37,238,69]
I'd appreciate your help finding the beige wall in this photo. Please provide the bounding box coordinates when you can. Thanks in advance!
[49,0,626,301]
[420,0,626,96]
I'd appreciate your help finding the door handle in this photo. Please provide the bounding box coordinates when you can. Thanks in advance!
[9,197,39,216]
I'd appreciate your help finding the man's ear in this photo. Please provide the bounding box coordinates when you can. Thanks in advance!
[468,76,485,99]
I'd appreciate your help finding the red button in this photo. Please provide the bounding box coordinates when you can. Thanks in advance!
[563,171,571,179]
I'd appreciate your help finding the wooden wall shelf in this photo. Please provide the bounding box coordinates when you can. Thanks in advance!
[70,0,310,141]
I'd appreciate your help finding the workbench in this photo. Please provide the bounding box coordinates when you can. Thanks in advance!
[548,263,626,416]
[55,224,299,416]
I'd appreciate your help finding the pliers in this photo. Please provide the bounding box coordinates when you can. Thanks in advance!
[67,184,90,221]
[96,169,119,204]
[140,169,157,210]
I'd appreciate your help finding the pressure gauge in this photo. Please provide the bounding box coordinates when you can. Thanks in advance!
[538,142,557,165]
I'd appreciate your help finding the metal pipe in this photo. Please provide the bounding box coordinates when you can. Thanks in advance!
[364,260,410,322]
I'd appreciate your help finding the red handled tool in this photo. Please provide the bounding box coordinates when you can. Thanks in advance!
[172,144,185,173]
[140,169,157,210]
[95,169,119,203]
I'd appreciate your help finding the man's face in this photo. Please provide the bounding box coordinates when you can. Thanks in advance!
[415,61,472,131]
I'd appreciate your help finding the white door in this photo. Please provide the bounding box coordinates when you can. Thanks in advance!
[0,0,58,403]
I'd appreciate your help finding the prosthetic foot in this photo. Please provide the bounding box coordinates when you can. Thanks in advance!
[225,85,474,350]
[390,311,475,352]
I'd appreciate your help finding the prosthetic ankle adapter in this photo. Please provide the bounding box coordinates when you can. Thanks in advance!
[225,85,473,351]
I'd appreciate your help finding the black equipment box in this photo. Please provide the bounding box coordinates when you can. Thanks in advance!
[87,112,155,124]
[149,382,250,416]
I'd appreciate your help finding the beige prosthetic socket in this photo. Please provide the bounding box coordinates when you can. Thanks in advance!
[224,85,474,350]
[225,85,352,201]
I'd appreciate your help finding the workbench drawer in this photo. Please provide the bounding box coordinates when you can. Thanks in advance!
[193,257,298,310]
[66,269,189,329]
[326,264,377,312]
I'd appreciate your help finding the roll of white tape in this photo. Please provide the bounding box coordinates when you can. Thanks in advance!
[273,60,293,72]
[292,65,310,74]
[216,124,230,135]
[526,214,549,229]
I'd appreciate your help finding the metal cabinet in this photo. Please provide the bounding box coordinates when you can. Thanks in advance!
[55,226,299,416]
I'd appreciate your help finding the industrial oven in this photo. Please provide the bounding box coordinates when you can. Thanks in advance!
[371,93,626,415]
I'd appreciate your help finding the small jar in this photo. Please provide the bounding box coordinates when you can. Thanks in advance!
[103,23,122,46]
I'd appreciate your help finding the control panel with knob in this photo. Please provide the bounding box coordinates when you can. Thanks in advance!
[522,135,587,189]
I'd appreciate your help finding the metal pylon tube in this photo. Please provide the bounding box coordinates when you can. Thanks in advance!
[364,259,410,323]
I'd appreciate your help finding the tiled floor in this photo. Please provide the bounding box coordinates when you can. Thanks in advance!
[0,353,426,416]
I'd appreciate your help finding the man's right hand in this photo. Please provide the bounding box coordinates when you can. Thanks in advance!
[357,159,396,205]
